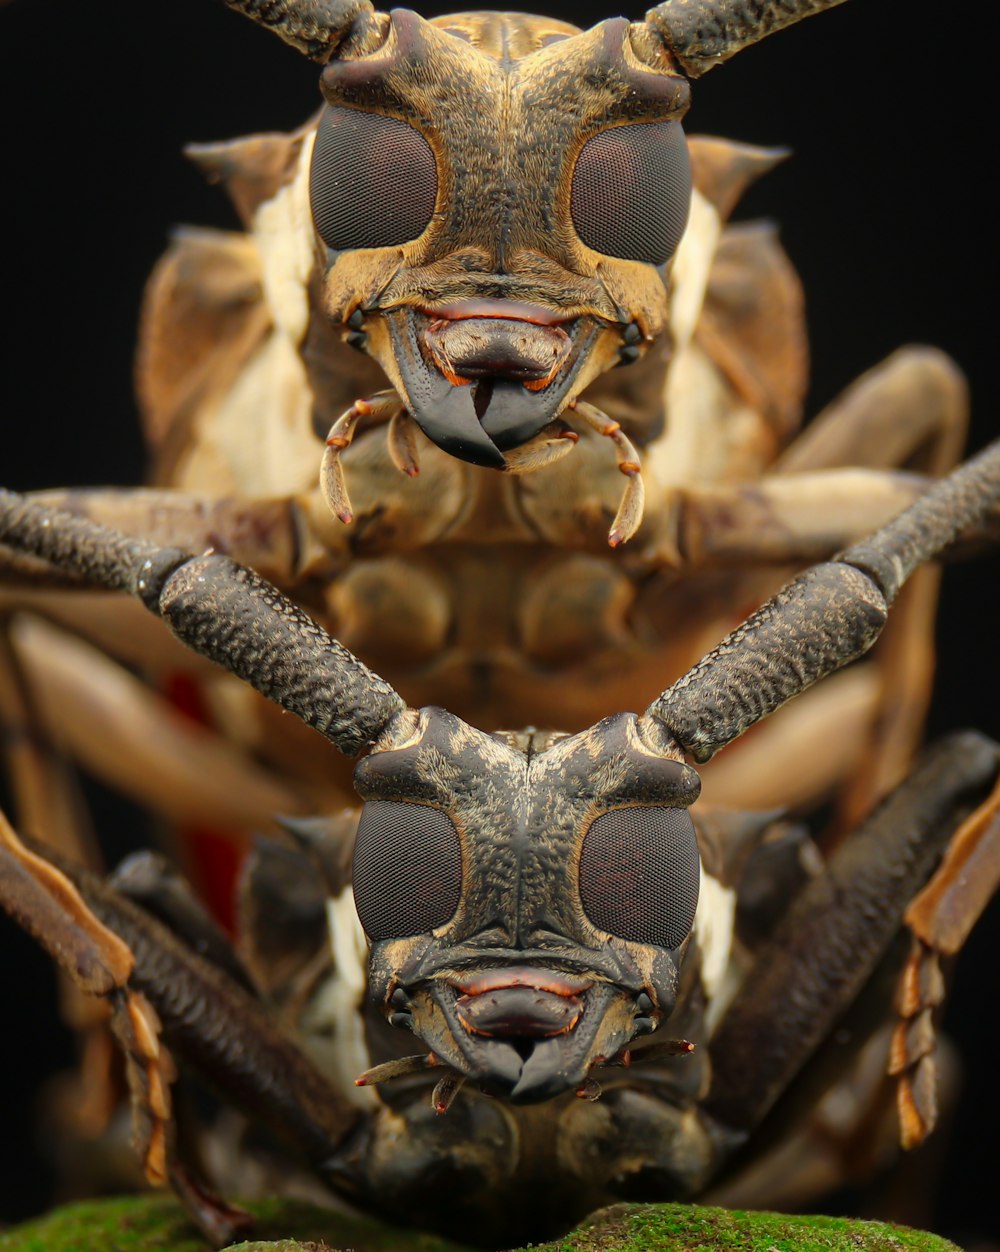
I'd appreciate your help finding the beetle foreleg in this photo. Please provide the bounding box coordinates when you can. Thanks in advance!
[892,770,1000,1146]
[568,401,646,546]
[702,732,1000,1147]
[0,823,367,1211]
[320,391,403,524]
[0,810,174,1190]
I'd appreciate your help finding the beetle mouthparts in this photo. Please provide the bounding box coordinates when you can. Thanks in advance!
[402,976,642,1105]
[455,985,584,1038]
[386,308,598,468]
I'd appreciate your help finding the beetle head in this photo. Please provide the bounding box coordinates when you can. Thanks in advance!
[309,10,691,468]
[352,707,701,1102]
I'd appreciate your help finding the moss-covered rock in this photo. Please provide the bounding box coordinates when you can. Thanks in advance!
[0,1195,961,1252]
[553,1203,960,1252]
[0,1195,465,1252]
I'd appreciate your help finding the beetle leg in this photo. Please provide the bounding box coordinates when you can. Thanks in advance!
[320,391,406,524]
[167,1163,256,1249]
[656,470,998,572]
[0,821,366,1222]
[892,771,1000,1146]
[568,400,646,546]
[0,619,133,1147]
[0,809,174,1189]
[775,346,971,832]
[701,732,1000,1148]
[775,347,967,480]
[111,850,259,997]
[706,1022,960,1225]
[641,346,981,822]
[0,617,99,864]
[0,489,312,587]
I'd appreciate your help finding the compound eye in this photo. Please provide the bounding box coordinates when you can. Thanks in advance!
[310,105,437,252]
[352,801,462,941]
[578,806,699,949]
[570,120,691,265]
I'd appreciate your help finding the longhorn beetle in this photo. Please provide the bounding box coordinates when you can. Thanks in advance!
[0,0,996,1241]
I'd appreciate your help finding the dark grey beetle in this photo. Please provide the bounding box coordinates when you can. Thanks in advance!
[2,432,1000,1244]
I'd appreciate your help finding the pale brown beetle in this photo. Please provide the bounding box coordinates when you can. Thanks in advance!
[0,0,996,1241]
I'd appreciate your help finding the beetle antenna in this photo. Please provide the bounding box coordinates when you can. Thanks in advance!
[644,0,848,77]
[0,489,409,757]
[220,0,384,62]
[643,438,1000,763]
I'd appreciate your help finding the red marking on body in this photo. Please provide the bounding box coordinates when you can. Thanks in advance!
[163,673,245,935]
[438,364,474,387]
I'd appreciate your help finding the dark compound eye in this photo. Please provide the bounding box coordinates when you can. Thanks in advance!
[570,121,691,265]
[352,800,462,941]
[578,805,699,950]
[310,106,438,252]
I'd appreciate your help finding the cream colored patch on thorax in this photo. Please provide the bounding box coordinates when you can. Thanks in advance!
[172,131,323,498]
[296,886,377,1108]
[174,329,320,496]
[645,186,763,490]
[668,187,720,356]
[251,129,317,347]
[693,866,738,1035]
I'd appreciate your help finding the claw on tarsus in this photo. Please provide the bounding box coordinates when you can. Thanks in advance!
[575,1077,602,1101]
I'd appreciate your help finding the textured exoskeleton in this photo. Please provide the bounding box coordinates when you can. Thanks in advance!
[1,0,981,843]
[0,0,998,1245]
[2,435,1000,1245]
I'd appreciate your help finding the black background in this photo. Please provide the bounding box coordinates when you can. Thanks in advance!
[0,0,997,1244]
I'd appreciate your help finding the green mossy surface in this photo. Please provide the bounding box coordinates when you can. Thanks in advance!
[0,1196,961,1252]
[0,1195,465,1252]
[548,1203,961,1252]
